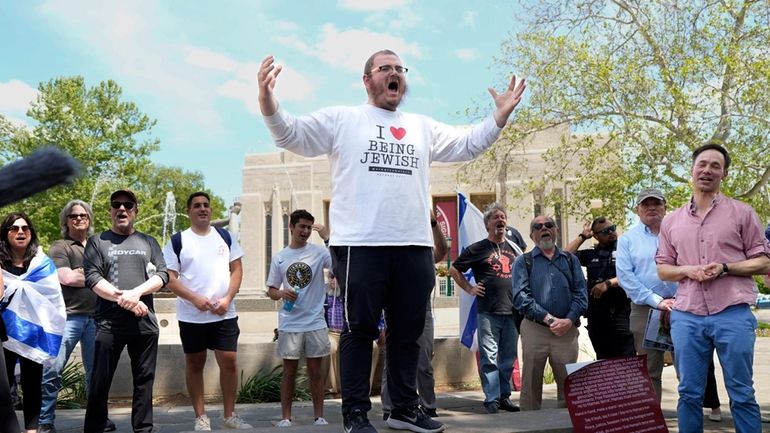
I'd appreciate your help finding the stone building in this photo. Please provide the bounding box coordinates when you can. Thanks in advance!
[238,124,590,295]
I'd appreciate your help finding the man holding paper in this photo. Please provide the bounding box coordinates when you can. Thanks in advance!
[615,188,677,401]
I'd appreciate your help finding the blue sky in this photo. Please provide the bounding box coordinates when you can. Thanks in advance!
[0,1,524,205]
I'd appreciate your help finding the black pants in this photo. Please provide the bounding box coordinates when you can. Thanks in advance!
[84,331,159,433]
[331,246,434,417]
[1,344,22,433]
[703,357,720,409]
[4,348,42,430]
[586,304,636,360]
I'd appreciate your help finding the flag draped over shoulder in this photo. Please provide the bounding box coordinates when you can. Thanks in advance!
[457,192,489,351]
[2,250,66,364]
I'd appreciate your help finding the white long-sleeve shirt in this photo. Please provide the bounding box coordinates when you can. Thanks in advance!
[263,104,502,246]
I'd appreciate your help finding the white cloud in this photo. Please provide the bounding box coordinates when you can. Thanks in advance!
[284,24,423,72]
[184,46,239,72]
[218,62,315,114]
[338,0,407,11]
[272,20,299,32]
[0,80,38,113]
[461,11,478,28]
[37,0,226,133]
[455,48,478,61]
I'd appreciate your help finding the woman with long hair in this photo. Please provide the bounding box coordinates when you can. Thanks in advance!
[1,212,65,433]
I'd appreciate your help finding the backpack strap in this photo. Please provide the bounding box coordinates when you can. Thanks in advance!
[214,226,232,248]
[171,232,182,265]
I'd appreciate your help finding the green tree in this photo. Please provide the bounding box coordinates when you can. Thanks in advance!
[475,0,770,225]
[130,165,227,245]
[0,76,223,246]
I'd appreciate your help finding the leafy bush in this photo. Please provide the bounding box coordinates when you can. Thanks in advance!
[236,366,311,403]
[58,361,88,409]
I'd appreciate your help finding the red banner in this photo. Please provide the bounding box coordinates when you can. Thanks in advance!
[434,199,457,261]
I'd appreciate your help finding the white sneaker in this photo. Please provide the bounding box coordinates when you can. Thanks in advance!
[276,419,292,428]
[223,413,253,429]
[313,417,329,425]
[194,414,211,431]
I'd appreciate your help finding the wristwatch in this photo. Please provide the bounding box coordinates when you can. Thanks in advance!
[545,315,555,325]
[578,233,589,240]
[721,263,729,276]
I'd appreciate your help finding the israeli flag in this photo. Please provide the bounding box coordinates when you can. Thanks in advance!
[457,193,489,351]
[2,250,66,365]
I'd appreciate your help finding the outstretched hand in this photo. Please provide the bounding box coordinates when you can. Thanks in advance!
[489,75,527,128]
[257,55,283,116]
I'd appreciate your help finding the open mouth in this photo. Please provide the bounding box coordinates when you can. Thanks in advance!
[388,80,399,92]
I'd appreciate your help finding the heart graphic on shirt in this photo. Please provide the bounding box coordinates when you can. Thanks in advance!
[390,126,406,140]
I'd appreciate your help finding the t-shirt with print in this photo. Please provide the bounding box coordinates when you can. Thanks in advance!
[84,230,169,335]
[266,243,332,333]
[163,228,244,324]
[452,238,516,315]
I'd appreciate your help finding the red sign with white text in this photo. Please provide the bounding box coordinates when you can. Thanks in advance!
[565,356,668,433]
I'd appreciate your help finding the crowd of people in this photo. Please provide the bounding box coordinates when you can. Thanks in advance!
[2,48,770,433]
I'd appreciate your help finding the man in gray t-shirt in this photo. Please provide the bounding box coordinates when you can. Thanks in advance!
[83,189,168,433]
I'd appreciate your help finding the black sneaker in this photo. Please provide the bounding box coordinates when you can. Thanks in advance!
[37,424,57,433]
[104,418,117,432]
[343,409,377,433]
[484,400,499,414]
[498,398,520,412]
[422,407,438,418]
[386,405,445,433]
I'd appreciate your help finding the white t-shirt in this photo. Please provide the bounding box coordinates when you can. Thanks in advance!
[266,243,332,332]
[263,104,502,246]
[162,227,244,323]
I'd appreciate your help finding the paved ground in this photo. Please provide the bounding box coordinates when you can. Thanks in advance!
[21,310,770,432]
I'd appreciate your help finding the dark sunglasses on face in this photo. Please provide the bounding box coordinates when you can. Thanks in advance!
[111,201,136,210]
[68,213,89,220]
[8,225,30,234]
[533,222,556,230]
[596,225,617,236]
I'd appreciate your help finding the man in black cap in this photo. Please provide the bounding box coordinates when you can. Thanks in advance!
[83,189,169,433]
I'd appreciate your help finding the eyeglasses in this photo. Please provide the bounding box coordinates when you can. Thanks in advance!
[532,222,556,230]
[8,225,30,234]
[596,225,617,236]
[68,213,89,220]
[111,201,136,210]
[371,65,408,75]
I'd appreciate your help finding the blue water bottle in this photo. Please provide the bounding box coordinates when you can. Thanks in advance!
[283,285,300,311]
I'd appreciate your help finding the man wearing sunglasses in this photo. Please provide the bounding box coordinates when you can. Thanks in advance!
[83,189,169,433]
[512,216,587,410]
[258,49,525,433]
[565,217,635,360]
[39,200,116,433]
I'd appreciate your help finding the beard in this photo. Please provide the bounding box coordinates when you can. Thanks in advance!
[538,239,555,250]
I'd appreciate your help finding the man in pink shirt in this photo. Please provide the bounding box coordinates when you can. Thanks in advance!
[656,143,770,433]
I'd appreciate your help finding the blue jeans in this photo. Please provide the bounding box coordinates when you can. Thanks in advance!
[39,314,96,424]
[476,312,518,403]
[670,304,760,433]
